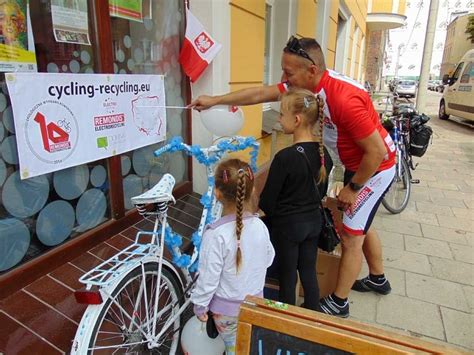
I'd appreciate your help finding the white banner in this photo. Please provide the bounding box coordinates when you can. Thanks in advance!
[6,73,166,179]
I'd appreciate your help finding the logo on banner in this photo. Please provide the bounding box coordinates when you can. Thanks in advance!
[25,100,79,164]
[194,32,214,53]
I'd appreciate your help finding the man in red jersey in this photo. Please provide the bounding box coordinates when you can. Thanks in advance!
[189,36,396,318]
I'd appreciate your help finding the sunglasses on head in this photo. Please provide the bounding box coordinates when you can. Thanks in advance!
[284,36,316,66]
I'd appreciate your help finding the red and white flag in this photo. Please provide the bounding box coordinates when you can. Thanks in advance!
[179,9,222,83]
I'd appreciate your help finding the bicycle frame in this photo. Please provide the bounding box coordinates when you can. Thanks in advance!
[73,135,259,352]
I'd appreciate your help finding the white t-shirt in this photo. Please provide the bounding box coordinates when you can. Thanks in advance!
[191,212,275,317]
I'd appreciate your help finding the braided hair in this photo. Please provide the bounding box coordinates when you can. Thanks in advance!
[281,88,327,184]
[214,159,254,272]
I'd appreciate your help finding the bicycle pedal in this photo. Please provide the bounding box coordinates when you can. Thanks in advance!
[411,179,420,184]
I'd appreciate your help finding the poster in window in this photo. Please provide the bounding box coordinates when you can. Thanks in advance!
[109,0,143,22]
[0,0,37,72]
[51,0,91,45]
[6,72,167,180]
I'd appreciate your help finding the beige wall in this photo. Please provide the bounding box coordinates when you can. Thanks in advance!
[441,14,474,77]
[230,0,265,138]
[296,0,317,38]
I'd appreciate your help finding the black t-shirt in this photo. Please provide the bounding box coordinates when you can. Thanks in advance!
[259,142,333,225]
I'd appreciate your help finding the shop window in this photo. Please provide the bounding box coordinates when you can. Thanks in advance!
[109,1,188,210]
[0,1,111,273]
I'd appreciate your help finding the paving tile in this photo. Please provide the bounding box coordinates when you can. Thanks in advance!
[382,247,432,275]
[449,243,474,264]
[378,231,405,250]
[106,233,135,250]
[120,226,140,239]
[89,243,120,261]
[70,252,103,272]
[441,308,473,349]
[25,276,87,323]
[404,235,453,259]
[376,295,445,340]
[49,262,85,291]
[430,256,474,286]
[410,191,434,202]
[347,291,378,323]
[406,273,469,312]
[464,199,474,209]
[437,215,473,232]
[451,207,474,220]
[420,224,470,245]
[0,291,78,352]
[427,181,460,191]
[430,196,468,208]
[399,211,439,226]
[373,217,423,236]
[415,201,454,216]
[462,285,474,312]
[442,190,472,201]
[0,311,62,354]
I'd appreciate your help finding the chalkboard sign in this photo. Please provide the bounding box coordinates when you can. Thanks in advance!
[236,296,464,355]
[250,326,352,355]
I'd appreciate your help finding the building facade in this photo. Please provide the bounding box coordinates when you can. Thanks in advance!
[440,13,474,77]
[1,0,406,296]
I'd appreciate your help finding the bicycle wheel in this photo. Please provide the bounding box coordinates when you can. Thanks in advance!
[382,159,411,214]
[82,262,183,354]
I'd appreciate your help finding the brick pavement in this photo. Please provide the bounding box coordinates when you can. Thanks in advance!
[348,92,473,351]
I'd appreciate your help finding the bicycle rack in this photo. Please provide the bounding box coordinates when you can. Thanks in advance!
[79,231,161,288]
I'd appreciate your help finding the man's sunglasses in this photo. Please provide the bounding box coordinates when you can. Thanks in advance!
[284,36,316,66]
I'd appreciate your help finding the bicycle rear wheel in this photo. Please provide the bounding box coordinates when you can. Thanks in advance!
[382,159,411,214]
[84,262,183,354]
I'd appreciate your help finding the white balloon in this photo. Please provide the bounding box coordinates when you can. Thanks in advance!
[200,105,244,136]
[180,316,226,355]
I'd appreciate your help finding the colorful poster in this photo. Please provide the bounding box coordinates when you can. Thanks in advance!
[0,0,37,72]
[51,0,91,45]
[6,73,166,179]
[109,0,143,22]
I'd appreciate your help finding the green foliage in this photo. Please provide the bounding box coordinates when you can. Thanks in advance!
[466,15,474,43]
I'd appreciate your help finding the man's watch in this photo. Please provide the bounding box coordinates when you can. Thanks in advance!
[349,181,364,191]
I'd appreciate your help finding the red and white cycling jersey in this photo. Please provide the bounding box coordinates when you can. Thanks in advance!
[278,70,396,172]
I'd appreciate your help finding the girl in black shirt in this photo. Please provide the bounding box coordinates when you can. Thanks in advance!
[259,88,332,310]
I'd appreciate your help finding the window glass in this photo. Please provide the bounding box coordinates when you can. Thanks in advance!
[0,0,108,273]
[110,1,188,210]
[450,62,464,84]
[460,62,472,83]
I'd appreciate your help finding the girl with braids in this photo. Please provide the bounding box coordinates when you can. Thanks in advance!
[259,88,333,310]
[191,158,275,354]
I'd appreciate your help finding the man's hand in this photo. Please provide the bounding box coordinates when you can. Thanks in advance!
[337,185,359,213]
[188,95,218,111]
[196,313,208,322]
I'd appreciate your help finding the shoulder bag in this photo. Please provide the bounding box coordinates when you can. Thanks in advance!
[296,145,340,253]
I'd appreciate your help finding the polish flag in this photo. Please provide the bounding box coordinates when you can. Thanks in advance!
[179,9,222,83]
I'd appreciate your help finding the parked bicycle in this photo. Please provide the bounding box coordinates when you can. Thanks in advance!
[71,136,259,354]
[381,106,432,214]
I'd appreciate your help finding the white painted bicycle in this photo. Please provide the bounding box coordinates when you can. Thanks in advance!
[71,136,259,354]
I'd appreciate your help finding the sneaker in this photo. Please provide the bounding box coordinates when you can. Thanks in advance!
[352,276,392,295]
[319,295,349,318]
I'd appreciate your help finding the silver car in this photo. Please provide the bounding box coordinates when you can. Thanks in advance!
[395,80,417,98]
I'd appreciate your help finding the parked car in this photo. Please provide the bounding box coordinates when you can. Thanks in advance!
[395,80,417,98]
[439,49,474,122]
[428,80,441,91]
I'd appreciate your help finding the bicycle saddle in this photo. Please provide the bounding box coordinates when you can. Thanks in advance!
[131,173,176,205]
